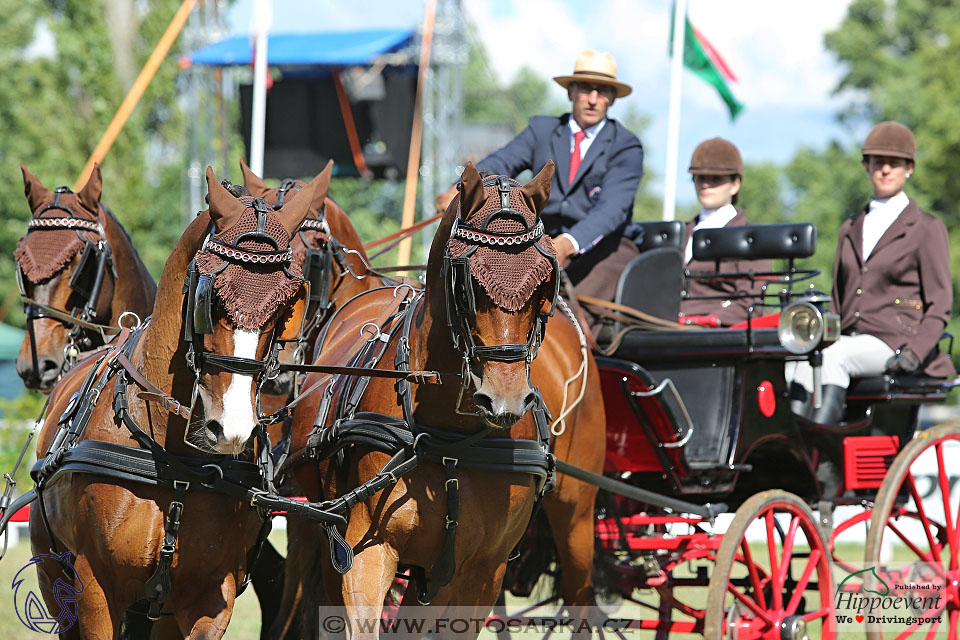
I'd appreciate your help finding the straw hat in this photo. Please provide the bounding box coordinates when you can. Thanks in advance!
[553,50,632,98]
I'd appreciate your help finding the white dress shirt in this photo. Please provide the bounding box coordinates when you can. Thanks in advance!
[684,204,738,264]
[561,119,608,254]
[862,191,909,260]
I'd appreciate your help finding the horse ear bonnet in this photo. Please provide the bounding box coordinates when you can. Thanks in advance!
[194,199,303,330]
[447,178,556,312]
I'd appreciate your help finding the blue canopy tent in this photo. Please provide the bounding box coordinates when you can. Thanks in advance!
[184,29,415,67]
[183,29,418,179]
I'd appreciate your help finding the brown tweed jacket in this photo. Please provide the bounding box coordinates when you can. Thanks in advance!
[680,210,772,326]
[832,198,955,378]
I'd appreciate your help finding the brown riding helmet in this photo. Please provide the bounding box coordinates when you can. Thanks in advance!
[861,121,916,162]
[688,137,744,177]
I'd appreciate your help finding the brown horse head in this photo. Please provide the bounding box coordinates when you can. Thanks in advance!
[185,167,320,453]
[429,161,557,427]
[239,159,375,399]
[14,164,116,391]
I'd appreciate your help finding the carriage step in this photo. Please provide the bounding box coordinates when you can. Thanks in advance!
[843,435,899,490]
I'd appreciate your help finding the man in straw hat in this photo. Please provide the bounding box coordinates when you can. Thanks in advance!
[436,50,644,332]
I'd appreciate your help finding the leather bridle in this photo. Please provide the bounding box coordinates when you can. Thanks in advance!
[441,176,559,412]
[16,186,118,372]
[181,197,302,424]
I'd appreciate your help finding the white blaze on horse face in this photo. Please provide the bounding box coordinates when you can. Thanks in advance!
[219,328,260,448]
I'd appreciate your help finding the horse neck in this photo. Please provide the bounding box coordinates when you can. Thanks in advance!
[128,213,211,448]
[100,205,157,323]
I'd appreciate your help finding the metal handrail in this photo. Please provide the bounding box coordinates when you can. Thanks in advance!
[628,377,695,449]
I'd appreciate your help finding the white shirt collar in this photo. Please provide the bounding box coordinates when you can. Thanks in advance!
[868,190,909,214]
[569,117,606,139]
[685,204,738,263]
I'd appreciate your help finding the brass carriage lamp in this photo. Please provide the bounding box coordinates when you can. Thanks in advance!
[778,297,840,409]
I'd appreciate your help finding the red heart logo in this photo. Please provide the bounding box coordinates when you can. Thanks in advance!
[856,615,864,623]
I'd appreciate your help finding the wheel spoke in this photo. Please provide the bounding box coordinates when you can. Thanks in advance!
[765,510,781,611]
[887,519,937,565]
[741,540,767,610]
[907,474,943,564]
[934,444,957,571]
[776,515,800,595]
[801,606,831,622]
[727,583,774,627]
[785,548,821,615]
[949,609,958,640]
[926,617,940,640]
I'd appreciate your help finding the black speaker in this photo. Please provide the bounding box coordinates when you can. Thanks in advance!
[239,70,416,179]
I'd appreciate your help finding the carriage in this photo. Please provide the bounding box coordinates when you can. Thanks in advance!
[499,220,960,639]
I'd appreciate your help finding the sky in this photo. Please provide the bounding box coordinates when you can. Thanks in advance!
[227,0,862,205]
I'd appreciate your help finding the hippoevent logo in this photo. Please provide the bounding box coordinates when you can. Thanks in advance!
[834,564,944,634]
[12,552,84,634]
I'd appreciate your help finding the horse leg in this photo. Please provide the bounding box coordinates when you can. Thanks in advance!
[169,576,238,640]
[273,515,327,639]
[337,522,399,640]
[542,479,599,610]
[35,552,118,640]
[251,538,285,640]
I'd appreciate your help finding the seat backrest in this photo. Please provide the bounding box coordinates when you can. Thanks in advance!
[614,246,683,323]
[630,220,686,253]
[692,222,816,262]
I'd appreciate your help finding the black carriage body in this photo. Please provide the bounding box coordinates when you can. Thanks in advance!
[598,221,951,511]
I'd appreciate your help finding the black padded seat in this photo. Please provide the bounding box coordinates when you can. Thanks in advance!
[611,327,787,362]
[614,248,683,322]
[613,220,685,328]
[847,374,950,398]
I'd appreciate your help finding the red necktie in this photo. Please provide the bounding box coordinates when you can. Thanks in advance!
[569,131,586,184]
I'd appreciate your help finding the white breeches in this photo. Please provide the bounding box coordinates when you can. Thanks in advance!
[787,333,895,392]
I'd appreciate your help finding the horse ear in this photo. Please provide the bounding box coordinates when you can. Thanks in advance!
[21,164,52,214]
[239,158,270,197]
[275,161,331,237]
[205,166,247,231]
[77,163,103,214]
[519,160,554,216]
[459,162,487,217]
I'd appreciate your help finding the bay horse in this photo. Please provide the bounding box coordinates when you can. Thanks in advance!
[275,162,605,637]
[28,166,331,638]
[15,164,156,391]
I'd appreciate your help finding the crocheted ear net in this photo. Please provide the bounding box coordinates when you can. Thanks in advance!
[194,200,303,330]
[447,179,556,312]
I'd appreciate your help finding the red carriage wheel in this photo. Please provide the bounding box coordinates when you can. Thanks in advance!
[863,423,960,640]
[705,490,835,639]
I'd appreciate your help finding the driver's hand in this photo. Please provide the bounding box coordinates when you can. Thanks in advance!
[885,347,922,373]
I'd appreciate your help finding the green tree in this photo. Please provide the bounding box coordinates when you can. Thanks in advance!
[0,0,193,329]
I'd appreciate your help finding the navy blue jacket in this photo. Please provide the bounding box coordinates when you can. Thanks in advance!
[476,114,644,255]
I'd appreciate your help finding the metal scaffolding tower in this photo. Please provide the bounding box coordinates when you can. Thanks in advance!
[418,0,467,261]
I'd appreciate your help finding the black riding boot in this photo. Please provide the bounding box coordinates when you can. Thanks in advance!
[811,384,847,425]
[789,382,812,419]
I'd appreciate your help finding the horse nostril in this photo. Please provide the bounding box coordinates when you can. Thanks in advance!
[473,392,494,415]
[203,420,223,447]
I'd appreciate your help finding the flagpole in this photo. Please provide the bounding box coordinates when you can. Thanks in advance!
[662,0,688,221]
[250,0,272,176]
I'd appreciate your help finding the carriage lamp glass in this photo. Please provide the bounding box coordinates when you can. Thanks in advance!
[778,301,824,354]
